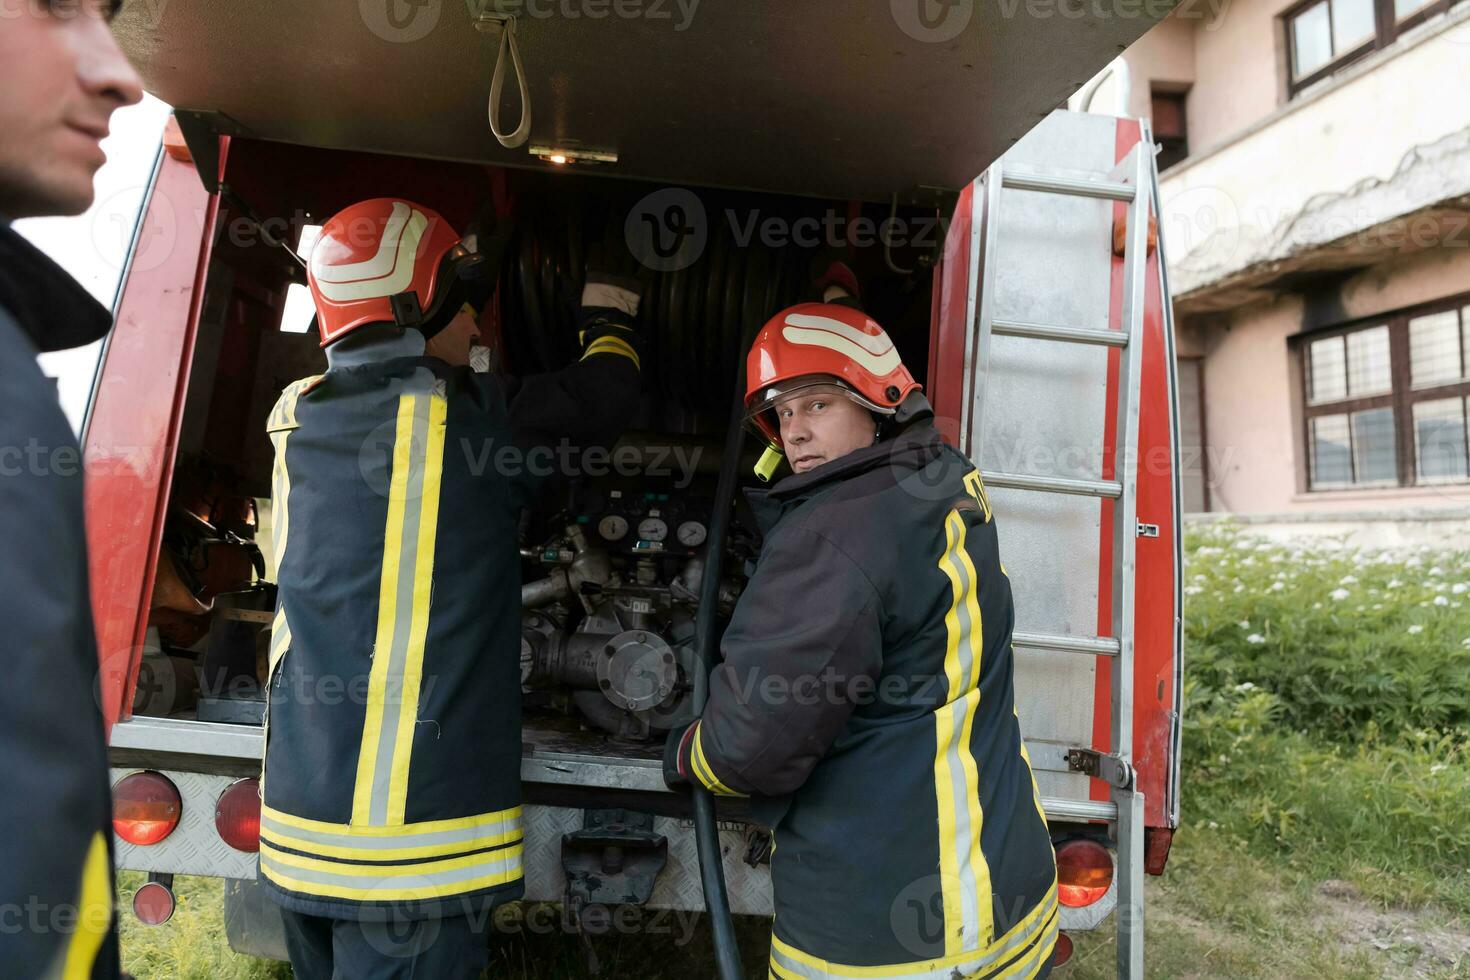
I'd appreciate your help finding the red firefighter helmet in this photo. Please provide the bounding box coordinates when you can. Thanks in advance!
[306,198,481,347]
[744,302,922,449]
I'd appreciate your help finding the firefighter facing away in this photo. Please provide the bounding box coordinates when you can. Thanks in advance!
[665,286,1059,978]
[260,197,642,978]
[0,3,141,978]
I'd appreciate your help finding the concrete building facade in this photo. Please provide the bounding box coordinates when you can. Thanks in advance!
[1077,0,1470,541]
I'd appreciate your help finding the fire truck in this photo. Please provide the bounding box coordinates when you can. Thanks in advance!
[88,3,1183,975]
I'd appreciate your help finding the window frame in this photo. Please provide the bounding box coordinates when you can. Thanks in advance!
[1293,291,1470,491]
[1281,0,1463,97]
[1150,87,1190,173]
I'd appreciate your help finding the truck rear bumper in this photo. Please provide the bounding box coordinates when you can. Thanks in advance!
[110,717,1117,930]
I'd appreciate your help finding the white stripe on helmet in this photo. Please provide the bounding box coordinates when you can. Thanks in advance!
[311,201,429,303]
[783,312,895,355]
[781,312,901,376]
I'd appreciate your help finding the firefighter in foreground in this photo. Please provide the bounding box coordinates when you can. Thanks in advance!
[0,3,141,978]
[260,197,641,978]
[665,289,1059,978]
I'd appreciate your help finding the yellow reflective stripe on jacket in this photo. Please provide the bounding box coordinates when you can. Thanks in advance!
[57,830,111,980]
[690,721,746,797]
[386,393,447,823]
[263,803,521,837]
[259,803,522,863]
[961,470,993,523]
[767,881,1058,979]
[259,840,523,903]
[268,606,291,677]
[266,376,318,577]
[263,375,318,800]
[581,335,640,370]
[933,510,993,955]
[352,392,447,827]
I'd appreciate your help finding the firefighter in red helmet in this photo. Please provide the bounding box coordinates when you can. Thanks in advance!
[260,198,642,979]
[666,283,1059,979]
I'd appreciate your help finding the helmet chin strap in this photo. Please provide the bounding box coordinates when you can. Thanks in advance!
[893,390,934,427]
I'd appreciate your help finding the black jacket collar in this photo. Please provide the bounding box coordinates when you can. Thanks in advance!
[745,423,946,534]
[324,324,426,369]
[0,221,113,353]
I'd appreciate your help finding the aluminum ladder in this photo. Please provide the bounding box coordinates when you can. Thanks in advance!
[963,138,1155,979]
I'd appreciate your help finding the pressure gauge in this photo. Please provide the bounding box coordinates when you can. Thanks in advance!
[677,520,707,547]
[598,515,629,542]
[637,517,668,542]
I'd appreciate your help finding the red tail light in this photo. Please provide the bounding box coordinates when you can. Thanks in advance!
[132,880,175,925]
[1055,839,1113,907]
[215,777,261,852]
[112,771,181,845]
[1052,930,1074,966]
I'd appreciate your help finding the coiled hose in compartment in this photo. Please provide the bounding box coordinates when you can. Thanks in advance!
[496,192,814,419]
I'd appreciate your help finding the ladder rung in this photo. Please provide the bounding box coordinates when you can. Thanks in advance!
[1042,797,1117,823]
[1000,168,1136,202]
[981,470,1122,499]
[1014,631,1120,657]
[992,318,1128,348]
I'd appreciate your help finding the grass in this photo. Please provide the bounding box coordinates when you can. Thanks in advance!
[117,872,288,980]
[118,525,1470,978]
[1180,525,1470,919]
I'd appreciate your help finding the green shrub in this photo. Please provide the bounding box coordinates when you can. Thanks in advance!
[1184,524,1470,739]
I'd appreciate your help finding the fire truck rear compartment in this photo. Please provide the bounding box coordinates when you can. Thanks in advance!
[139,138,941,770]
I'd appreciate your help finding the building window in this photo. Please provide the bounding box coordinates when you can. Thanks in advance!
[1150,89,1189,171]
[1297,298,1470,490]
[1283,0,1465,96]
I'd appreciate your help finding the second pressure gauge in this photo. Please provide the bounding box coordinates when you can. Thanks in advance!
[637,517,668,542]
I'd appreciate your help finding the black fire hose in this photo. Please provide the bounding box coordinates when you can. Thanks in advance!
[689,358,752,980]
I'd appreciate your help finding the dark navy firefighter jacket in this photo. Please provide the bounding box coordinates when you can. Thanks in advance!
[670,423,1059,979]
[0,222,121,978]
[259,324,639,920]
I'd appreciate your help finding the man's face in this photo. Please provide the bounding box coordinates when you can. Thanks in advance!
[776,387,878,474]
[0,0,142,219]
[423,307,480,367]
